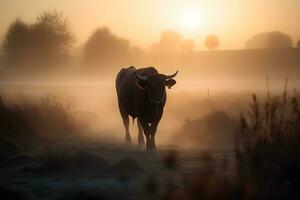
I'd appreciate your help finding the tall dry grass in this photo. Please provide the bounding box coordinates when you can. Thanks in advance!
[0,94,77,156]
[236,82,300,198]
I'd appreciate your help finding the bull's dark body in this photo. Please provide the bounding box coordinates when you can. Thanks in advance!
[116,66,166,123]
[116,66,176,149]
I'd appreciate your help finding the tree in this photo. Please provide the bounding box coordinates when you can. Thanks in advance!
[36,10,74,54]
[150,30,195,53]
[29,10,74,67]
[82,27,131,68]
[1,10,74,70]
[2,19,31,67]
[205,35,220,50]
[245,31,293,49]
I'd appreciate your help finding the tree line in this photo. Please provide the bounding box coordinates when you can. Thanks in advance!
[0,10,299,73]
[1,10,74,71]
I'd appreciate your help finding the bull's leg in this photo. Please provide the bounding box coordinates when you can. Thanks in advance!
[139,121,152,149]
[122,114,131,144]
[137,119,145,145]
[118,103,131,144]
[118,101,131,144]
[149,124,158,149]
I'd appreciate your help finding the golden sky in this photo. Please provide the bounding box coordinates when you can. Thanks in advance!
[0,0,300,50]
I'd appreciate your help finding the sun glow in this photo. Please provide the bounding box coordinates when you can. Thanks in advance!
[178,8,204,30]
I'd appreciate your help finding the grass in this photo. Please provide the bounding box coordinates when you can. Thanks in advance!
[38,149,108,172]
[235,83,300,199]
[163,84,300,199]
[0,94,77,156]
[1,84,300,199]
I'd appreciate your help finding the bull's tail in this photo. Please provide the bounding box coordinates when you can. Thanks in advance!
[132,117,135,125]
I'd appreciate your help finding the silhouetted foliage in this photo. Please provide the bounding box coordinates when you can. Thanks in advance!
[1,10,74,70]
[205,34,220,50]
[0,95,77,155]
[30,10,74,66]
[245,31,293,49]
[1,19,31,67]
[150,30,194,54]
[236,87,300,198]
[82,27,132,68]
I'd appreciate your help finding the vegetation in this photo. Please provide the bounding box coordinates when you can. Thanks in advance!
[150,30,195,53]
[1,10,74,70]
[0,10,298,75]
[245,31,293,49]
[160,87,300,199]
[38,150,108,172]
[0,95,77,156]
[205,34,220,50]
[177,111,237,148]
[236,84,300,198]
[82,27,132,68]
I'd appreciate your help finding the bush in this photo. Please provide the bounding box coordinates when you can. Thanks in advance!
[177,111,237,148]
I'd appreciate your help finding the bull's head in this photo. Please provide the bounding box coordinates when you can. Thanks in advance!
[135,70,178,105]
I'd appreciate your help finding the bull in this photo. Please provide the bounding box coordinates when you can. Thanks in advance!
[115,66,178,149]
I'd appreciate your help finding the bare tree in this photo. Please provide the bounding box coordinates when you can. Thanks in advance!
[36,10,74,53]
[29,10,74,67]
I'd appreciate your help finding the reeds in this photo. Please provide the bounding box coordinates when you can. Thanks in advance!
[238,80,300,152]
[236,80,300,198]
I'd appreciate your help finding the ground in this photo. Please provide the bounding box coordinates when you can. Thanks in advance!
[0,134,236,200]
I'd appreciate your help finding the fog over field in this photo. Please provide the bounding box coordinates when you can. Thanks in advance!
[1,2,300,199]
[0,61,299,147]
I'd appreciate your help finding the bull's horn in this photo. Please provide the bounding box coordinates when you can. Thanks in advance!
[165,70,178,79]
[135,72,148,81]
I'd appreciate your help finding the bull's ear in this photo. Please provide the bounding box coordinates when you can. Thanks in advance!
[136,80,148,89]
[165,79,176,89]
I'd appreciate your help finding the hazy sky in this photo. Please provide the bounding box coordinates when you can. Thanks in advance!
[0,0,300,50]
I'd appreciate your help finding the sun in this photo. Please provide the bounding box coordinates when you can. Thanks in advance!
[178,8,203,30]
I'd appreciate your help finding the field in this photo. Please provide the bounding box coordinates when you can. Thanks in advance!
[0,76,299,199]
[1,137,236,200]
[1,45,300,200]
[1,1,300,198]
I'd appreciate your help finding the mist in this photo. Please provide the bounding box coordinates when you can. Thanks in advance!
[1,7,300,200]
